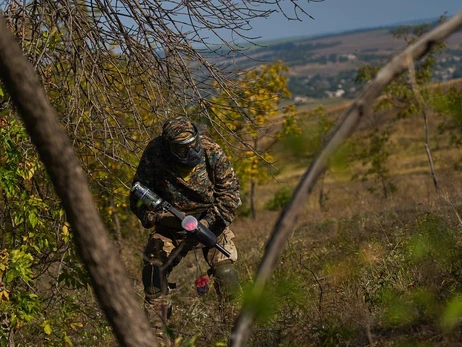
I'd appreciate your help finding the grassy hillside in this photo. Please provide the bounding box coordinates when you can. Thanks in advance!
[113,79,462,346]
[4,11,462,347]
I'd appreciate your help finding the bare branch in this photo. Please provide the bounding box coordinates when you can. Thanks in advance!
[1,0,319,198]
[406,54,439,192]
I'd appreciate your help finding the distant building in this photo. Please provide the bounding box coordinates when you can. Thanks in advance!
[339,54,357,61]
[325,89,345,98]
[294,96,310,104]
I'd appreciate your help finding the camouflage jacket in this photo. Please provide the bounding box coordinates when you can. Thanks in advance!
[130,135,241,232]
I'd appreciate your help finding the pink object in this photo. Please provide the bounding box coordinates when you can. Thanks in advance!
[182,215,198,231]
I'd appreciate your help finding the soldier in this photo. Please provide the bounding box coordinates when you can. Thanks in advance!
[129,117,241,312]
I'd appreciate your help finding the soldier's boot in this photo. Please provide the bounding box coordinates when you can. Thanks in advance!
[142,258,172,335]
[211,260,240,301]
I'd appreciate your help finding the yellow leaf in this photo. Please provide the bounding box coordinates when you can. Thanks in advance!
[15,321,22,330]
[64,335,73,346]
[0,289,10,301]
[43,323,52,335]
[70,322,83,331]
[62,223,70,237]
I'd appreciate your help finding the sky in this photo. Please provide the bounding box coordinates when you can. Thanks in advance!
[248,0,462,42]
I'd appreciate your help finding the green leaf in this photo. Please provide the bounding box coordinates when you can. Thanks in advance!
[29,212,38,228]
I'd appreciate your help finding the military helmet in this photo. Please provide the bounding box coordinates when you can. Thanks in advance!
[162,117,203,167]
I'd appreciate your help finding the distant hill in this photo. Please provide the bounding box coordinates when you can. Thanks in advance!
[251,16,443,47]
[214,20,462,101]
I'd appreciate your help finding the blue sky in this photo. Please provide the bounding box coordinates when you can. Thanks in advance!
[249,0,462,41]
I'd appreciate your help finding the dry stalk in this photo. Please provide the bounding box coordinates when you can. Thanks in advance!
[406,54,439,192]
[440,189,462,228]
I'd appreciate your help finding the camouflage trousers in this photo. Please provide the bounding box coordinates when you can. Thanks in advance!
[142,225,238,330]
[143,225,238,273]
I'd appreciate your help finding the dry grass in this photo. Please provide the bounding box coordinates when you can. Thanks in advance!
[121,177,462,346]
[117,86,462,345]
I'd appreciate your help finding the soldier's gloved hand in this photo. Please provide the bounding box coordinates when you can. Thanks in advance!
[143,211,157,229]
[141,203,162,228]
[157,211,183,229]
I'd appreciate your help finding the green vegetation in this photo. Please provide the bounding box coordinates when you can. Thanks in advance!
[1,11,462,347]
[264,186,293,211]
[208,61,300,219]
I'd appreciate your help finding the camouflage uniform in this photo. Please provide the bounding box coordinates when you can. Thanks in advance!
[130,117,241,304]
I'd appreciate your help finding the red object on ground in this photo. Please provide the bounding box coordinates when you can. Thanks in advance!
[195,275,210,296]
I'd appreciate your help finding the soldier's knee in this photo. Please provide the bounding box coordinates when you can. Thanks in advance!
[142,258,168,303]
[212,260,240,300]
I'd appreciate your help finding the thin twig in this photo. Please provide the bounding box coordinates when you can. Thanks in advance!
[406,54,439,192]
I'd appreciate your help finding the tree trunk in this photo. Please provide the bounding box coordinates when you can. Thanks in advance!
[250,181,256,220]
[0,17,157,347]
[318,170,328,211]
[110,197,122,253]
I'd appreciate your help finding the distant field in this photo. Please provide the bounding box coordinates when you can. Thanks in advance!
[235,28,462,78]
[290,30,462,77]
[294,30,461,55]
[296,30,406,56]
[288,61,356,77]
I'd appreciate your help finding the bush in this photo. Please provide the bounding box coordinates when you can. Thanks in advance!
[264,187,293,211]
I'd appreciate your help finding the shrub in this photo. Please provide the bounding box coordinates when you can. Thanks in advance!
[264,187,293,211]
